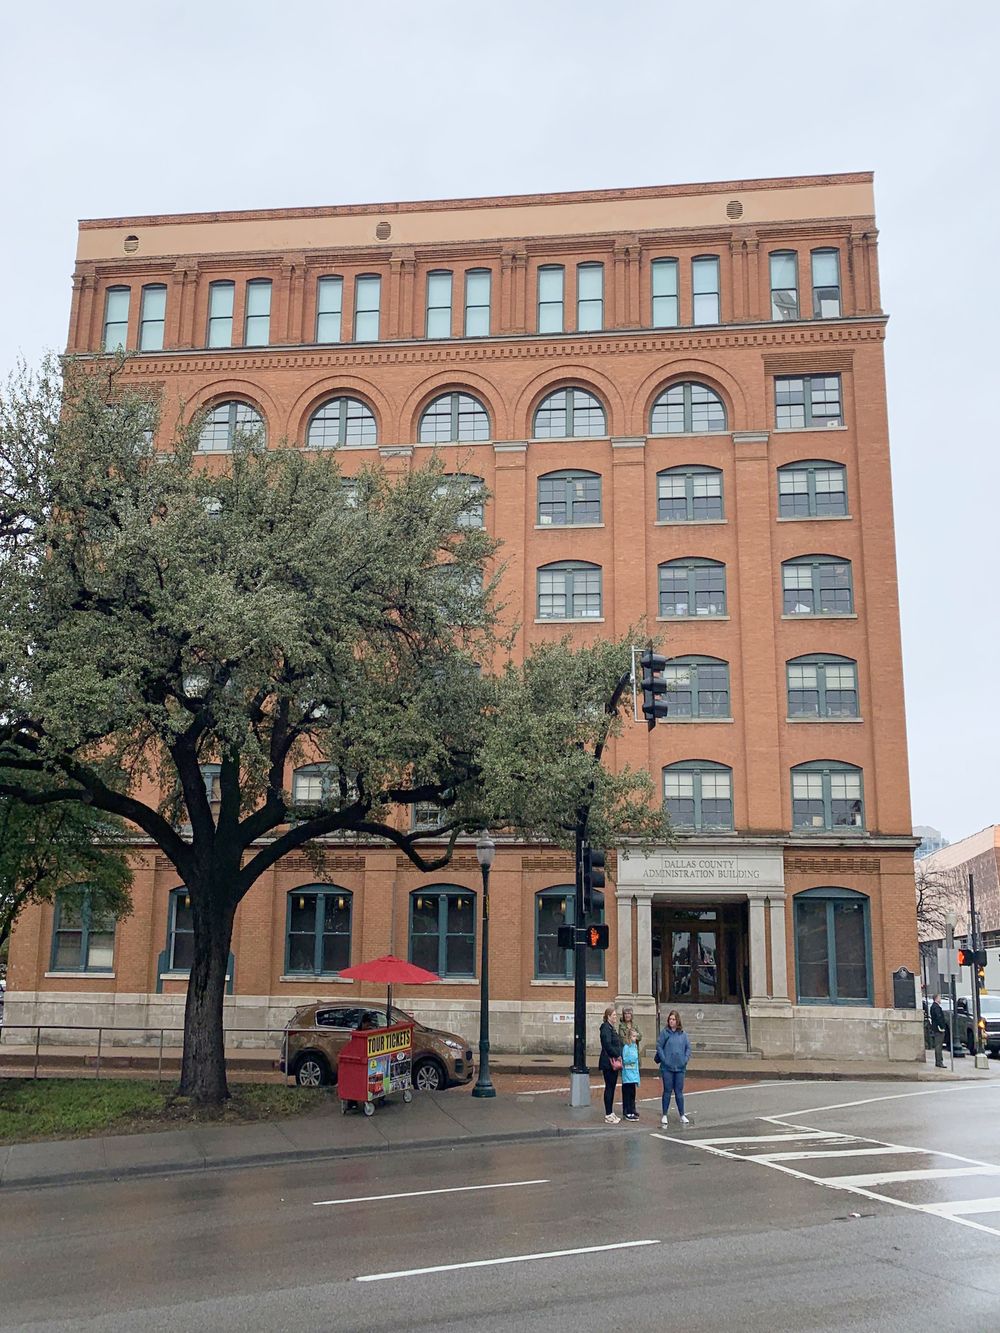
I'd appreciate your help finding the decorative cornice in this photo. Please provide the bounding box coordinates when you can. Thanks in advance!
[611,437,645,450]
[493,441,528,453]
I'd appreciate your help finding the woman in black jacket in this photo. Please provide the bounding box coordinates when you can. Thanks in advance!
[598,1005,622,1124]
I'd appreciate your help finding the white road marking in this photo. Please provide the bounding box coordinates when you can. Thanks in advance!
[754,1146,927,1163]
[692,1130,840,1146]
[826,1166,1000,1188]
[314,1179,548,1207]
[925,1197,1000,1217]
[762,1081,1000,1119]
[356,1238,661,1282]
[516,1083,603,1096]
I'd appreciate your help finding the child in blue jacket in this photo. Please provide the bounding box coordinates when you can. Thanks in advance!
[621,1025,641,1120]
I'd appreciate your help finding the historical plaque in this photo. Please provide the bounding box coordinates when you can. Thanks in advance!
[892,966,917,1009]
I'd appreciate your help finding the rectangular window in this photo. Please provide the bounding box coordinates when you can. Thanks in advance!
[51,894,115,972]
[775,375,843,429]
[102,287,130,351]
[354,275,381,340]
[316,276,343,343]
[651,258,679,327]
[692,257,720,325]
[207,281,235,348]
[812,250,842,317]
[770,253,799,320]
[576,263,604,331]
[537,266,564,333]
[287,891,352,975]
[464,269,491,336]
[796,895,870,1003]
[244,279,271,346]
[426,271,453,338]
[170,894,194,970]
[410,893,475,978]
[139,285,166,351]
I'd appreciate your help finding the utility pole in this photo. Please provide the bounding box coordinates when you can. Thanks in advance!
[945,910,957,1071]
[969,873,989,1068]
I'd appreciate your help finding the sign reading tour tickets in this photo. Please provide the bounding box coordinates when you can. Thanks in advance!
[366,1025,412,1100]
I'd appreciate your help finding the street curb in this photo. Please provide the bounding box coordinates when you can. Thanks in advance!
[0,1122,594,1193]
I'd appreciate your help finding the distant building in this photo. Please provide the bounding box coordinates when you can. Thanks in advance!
[918,826,1000,944]
[914,825,949,860]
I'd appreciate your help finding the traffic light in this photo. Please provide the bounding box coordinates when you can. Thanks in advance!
[583,845,606,913]
[585,923,610,950]
[639,649,669,730]
[958,947,987,969]
[957,947,972,968]
[977,964,987,994]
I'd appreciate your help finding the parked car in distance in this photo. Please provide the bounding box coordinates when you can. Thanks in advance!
[280,1002,474,1091]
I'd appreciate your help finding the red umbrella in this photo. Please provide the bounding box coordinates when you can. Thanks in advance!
[337,954,439,1025]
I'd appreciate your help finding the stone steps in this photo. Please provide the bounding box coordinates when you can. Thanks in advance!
[652,1003,751,1056]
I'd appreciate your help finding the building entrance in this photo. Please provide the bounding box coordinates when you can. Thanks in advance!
[651,903,747,1006]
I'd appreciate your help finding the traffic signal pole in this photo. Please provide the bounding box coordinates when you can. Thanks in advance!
[969,872,988,1067]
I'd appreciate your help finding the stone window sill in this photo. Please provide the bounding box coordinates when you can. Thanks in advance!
[781,613,858,620]
[786,716,864,723]
[279,974,354,984]
[656,614,730,622]
[534,522,605,530]
[530,979,608,987]
[666,717,734,723]
[655,519,727,526]
[44,971,115,979]
[777,514,852,522]
[774,424,848,433]
[534,617,605,624]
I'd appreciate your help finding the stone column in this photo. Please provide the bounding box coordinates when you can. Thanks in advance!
[768,894,789,1000]
[748,892,768,999]
[635,889,654,998]
[616,888,633,995]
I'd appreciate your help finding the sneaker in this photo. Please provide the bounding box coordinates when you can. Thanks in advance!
[680,1114,690,1125]
[605,1113,621,1124]
[626,1113,639,1121]
[661,1114,669,1126]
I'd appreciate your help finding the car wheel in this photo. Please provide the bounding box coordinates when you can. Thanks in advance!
[294,1053,330,1087]
[413,1057,446,1091]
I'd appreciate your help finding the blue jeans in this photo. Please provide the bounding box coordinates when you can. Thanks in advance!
[661,1069,685,1116]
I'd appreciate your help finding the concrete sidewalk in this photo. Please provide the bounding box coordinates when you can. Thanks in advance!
[0,1089,603,1192]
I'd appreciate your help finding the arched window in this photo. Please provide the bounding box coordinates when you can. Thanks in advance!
[782,555,853,616]
[537,561,602,619]
[537,469,602,526]
[433,473,485,528]
[777,460,847,518]
[50,886,116,973]
[769,250,799,320]
[663,761,733,831]
[795,887,871,1004]
[659,558,726,618]
[102,286,130,352]
[409,887,476,978]
[418,392,490,443]
[307,397,377,448]
[811,249,842,318]
[791,761,864,832]
[533,388,606,439]
[286,886,353,975]
[167,887,194,971]
[198,401,265,452]
[649,382,727,434]
[663,656,731,719]
[535,886,605,980]
[787,655,859,719]
[657,465,724,522]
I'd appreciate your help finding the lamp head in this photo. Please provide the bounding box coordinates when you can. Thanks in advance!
[476,831,495,869]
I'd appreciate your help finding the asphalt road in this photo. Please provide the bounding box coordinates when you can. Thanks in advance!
[3,1079,1000,1332]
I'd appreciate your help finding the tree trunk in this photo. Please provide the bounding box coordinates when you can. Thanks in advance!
[178,889,236,1105]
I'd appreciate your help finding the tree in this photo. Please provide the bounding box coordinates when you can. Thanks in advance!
[915,860,960,942]
[0,783,133,953]
[0,361,665,1103]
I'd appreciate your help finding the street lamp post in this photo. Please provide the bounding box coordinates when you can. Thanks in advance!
[472,831,496,1098]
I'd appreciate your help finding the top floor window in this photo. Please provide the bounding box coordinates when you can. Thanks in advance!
[775,375,843,429]
[692,256,720,325]
[576,263,604,331]
[244,279,271,346]
[316,276,343,343]
[464,269,491,336]
[419,392,490,443]
[533,387,606,438]
[770,251,799,320]
[650,382,727,434]
[207,281,235,348]
[139,284,166,352]
[354,275,381,341]
[778,460,848,518]
[102,286,130,352]
[812,249,842,318]
[198,400,265,452]
[651,258,679,328]
[307,397,377,448]
[537,265,565,333]
[426,271,453,338]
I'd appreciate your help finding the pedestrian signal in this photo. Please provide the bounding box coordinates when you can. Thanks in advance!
[556,925,575,950]
[957,947,972,968]
[585,923,610,950]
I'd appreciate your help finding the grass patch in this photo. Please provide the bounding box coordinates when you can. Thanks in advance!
[0,1079,327,1144]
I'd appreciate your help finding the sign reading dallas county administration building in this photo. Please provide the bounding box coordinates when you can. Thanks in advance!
[618,847,785,891]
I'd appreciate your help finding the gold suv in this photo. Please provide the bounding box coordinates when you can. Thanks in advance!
[280,1002,474,1091]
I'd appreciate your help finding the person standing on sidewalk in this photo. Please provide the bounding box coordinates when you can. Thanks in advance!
[598,1005,623,1124]
[929,994,948,1068]
[618,1006,642,1051]
[657,1009,691,1126]
[620,1025,641,1120]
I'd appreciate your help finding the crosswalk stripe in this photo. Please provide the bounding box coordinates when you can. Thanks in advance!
[752,1146,928,1163]
[924,1197,1000,1217]
[820,1166,1000,1188]
[691,1131,841,1146]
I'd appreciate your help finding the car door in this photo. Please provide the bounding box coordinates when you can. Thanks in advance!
[314,1006,364,1070]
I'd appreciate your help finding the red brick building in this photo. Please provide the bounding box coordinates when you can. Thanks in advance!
[4,173,923,1062]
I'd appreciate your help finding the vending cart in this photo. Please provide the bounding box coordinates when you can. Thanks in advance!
[338,1020,414,1117]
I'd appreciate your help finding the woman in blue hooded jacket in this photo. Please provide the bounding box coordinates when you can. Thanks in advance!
[656,1009,691,1126]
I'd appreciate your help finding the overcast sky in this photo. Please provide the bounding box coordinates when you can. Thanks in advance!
[2,0,997,843]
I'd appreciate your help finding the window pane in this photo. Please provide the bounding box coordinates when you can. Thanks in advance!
[833,901,868,999]
[246,281,271,316]
[652,259,678,296]
[538,267,564,301]
[797,900,831,999]
[87,932,115,970]
[534,390,567,438]
[103,288,130,351]
[172,930,194,971]
[207,282,234,348]
[426,272,452,337]
[53,931,83,969]
[692,258,719,325]
[812,251,841,318]
[139,286,166,351]
[288,933,315,972]
[316,277,343,342]
[355,277,380,340]
[322,932,350,974]
[465,270,491,336]
[411,934,438,973]
[577,265,603,331]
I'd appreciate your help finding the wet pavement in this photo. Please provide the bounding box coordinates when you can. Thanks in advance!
[3,1078,1000,1330]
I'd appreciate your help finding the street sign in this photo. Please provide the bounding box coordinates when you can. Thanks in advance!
[937,947,960,977]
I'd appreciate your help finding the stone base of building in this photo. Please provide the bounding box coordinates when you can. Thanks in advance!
[1,989,925,1063]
